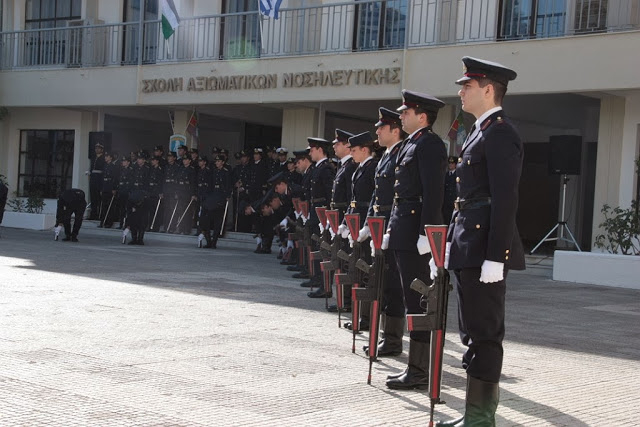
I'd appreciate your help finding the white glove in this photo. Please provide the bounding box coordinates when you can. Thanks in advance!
[329,227,336,240]
[318,222,324,234]
[301,215,308,225]
[348,234,354,248]
[198,233,204,242]
[417,234,431,255]
[445,242,451,269]
[429,257,437,280]
[294,211,301,219]
[338,224,349,239]
[479,260,504,283]
[287,239,294,249]
[280,217,288,227]
[381,233,390,250]
[123,228,130,238]
[255,236,263,245]
[54,225,62,236]
[357,225,370,243]
[326,219,331,230]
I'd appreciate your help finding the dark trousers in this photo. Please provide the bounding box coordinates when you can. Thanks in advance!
[454,268,507,383]
[89,176,101,219]
[176,195,194,234]
[200,206,225,242]
[57,202,86,237]
[394,249,431,342]
[382,250,405,318]
[163,194,179,231]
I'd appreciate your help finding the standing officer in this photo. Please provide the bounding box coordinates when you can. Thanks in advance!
[55,188,87,242]
[195,156,212,234]
[148,155,164,231]
[99,151,119,228]
[128,151,151,244]
[443,155,458,224]
[330,129,356,222]
[175,156,197,234]
[437,57,525,427]
[302,138,335,291]
[162,152,180,232]
[233,150,252,232]
[384,89,447,390]
[117,156,134,229]
[200,155,231,248]
[360,107,407,357]
[88,142,105,220]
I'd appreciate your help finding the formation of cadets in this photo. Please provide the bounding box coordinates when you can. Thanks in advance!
[84,57,523,427]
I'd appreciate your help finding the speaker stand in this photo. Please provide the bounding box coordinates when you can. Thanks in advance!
[530,174,582,254]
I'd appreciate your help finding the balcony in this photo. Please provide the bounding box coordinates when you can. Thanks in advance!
[0,0,637,70]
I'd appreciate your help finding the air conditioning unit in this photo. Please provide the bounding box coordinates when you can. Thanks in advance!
[66,19,107,67]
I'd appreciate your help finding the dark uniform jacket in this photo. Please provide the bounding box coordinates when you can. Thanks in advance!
[331,156,357,217]
[163,162,180,199]
[196,167,213,199]
[308,159,335,222]
[202,167,232,210]
[443,169,458,223]
[149,165,164,196]
[132,162,151,193]
[447,111,525,270]
[177,164,197,197]
[118,166,134,199]
[346,157,377,224]
[368,142,403,222]
[284,169,303,186]
[247,160,269,202]
[0,183,8,224]
[101,162,119,193]
[387,126,447,251]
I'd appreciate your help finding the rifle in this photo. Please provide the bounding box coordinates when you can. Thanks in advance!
[298,200,315,284]
[101,194,115,227]
[311,206,332,308]
[354,216,387,384]
[150,196,161,230]
[334,214,362,352]
[321,209,345,326]
[175,198,195,230]
[220,199,229,237]
[406,225,452,427]
[166,198,179,233]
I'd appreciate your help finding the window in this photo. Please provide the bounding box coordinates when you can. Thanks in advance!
[23,0,82,66]
[18,130,75,198]
[122,0,159,64]
[354,0,408,51]
[499,0,567,39]
[573,0,607,33]
[220,0,261,59]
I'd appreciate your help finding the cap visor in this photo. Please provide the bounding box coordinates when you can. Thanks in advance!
[375,120,385,127]
[396,105,408,112]
[455,76,471,85]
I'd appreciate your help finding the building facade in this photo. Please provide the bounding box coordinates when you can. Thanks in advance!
[0,0,638,252]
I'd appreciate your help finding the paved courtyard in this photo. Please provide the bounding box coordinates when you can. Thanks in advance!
[0,227,638,426]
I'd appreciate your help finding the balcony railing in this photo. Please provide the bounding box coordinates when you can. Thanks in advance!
[0,0,637,70]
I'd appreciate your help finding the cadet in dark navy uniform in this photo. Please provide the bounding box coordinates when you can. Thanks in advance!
[233,150,253,232]
[200,155,231,248]
[56,188,87,242]
[162,152,180,232]
[117,157,134,229]
[195,156,212,233]
[443,155,458,224]
[175,156,197,234]
[248,148,270,203]
[89,143,105,220]
[436,57,525,427]
[384,90,447,391]
[148,156,164,231]
[330,129,356,222]
[303,138,335,293]
[99,151,119,228]
[360,107,407,357]
[128,151,151,244]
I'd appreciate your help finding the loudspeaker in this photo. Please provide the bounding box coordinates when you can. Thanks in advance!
[89,131,112,158]
[549,135,582,175]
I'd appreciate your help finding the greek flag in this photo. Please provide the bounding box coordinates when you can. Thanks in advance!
[259,0,283,19]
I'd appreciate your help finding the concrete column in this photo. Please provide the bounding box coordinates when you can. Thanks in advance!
[591,95,626,249]
[618,91,640,207]
[172,110,193,148]
[72,111,100,197]
[281,108,319,151]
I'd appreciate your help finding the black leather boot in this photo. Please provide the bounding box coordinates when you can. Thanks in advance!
[138,230,145,245]
[365,315,404,357]
[385,339,429,390]
[436,376,499,427]
[204,232,213,248]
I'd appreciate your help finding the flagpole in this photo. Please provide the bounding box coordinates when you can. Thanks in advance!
[258,0,265,52]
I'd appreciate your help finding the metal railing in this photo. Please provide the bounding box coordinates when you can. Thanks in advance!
[0,0,637,70]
